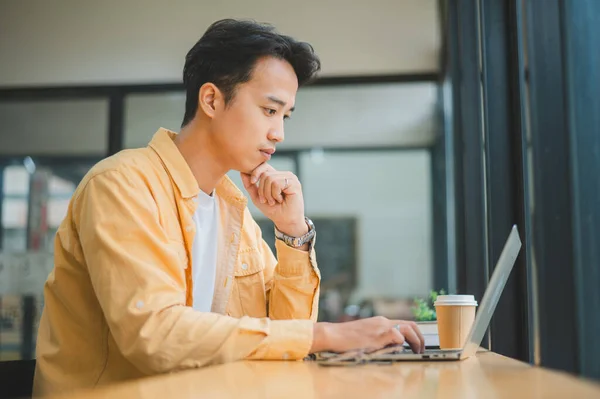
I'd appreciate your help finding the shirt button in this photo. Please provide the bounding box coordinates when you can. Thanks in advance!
[136,300,144,309]
[241,263,248,270]
[282,352,290,360]
[186,225,194,232]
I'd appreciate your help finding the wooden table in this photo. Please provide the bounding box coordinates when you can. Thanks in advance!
[50,351,600,399]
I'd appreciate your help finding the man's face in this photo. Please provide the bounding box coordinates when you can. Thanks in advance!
[211,56,298,174]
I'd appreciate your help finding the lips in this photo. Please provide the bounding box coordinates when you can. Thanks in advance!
[260,150,272,160]
[260,148,275,161]
[260,148,276,155]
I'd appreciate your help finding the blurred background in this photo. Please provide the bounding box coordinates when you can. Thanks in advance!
[0,0,598,381]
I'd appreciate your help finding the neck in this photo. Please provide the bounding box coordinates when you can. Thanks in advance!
[174,120,228,195]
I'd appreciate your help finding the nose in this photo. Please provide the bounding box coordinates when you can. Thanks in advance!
[267,123,284,143]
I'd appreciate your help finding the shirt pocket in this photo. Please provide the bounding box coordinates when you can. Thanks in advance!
[165,240,188,290]
[168,239,189,269]
[233,249,267,318]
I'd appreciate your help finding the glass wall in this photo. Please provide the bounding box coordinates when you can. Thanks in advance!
[0,160,97,360]
[300,150,432,321]
[0,99,109,156]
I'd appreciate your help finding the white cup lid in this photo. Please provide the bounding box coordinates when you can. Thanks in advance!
[434,295,478,307]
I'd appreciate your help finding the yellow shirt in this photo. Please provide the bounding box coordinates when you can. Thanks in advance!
[33,128,321,396]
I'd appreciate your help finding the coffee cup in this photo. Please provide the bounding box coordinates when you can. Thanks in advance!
[434,295,478,350]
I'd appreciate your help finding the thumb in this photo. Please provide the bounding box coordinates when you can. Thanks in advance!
[240,172,259,202]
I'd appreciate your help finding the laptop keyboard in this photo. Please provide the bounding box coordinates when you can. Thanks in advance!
[397,347,461,355]
[424,349,461,355]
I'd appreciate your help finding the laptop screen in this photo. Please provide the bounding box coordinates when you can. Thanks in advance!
[462,225,522,358]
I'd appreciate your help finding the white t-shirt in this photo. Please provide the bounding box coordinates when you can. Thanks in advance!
[191,190,219,312]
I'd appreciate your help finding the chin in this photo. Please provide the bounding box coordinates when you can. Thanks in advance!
[233,160,259,175]
[232,151,266,174]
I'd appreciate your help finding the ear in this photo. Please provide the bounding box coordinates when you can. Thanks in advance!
[198,83,223,119]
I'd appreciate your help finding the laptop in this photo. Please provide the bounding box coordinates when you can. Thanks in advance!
[315,225,522,365]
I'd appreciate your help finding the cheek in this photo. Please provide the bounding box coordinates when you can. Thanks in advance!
[230,108,267,144]
[224,103,259,130]
[214,111,245,145]
[215,112,264,168]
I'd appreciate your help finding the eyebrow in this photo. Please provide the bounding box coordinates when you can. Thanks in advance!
[267,95,295,112]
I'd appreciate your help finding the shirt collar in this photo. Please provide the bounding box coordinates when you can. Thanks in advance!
[148,128,247,207]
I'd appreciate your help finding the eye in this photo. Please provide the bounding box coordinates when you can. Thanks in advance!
[283,115,291,121]
[264,108,277,116]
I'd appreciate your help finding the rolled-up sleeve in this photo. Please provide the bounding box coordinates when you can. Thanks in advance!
[75,169,315,373]
[257,220,321,324]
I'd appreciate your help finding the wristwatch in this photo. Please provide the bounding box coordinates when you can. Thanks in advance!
[274,217,316,248]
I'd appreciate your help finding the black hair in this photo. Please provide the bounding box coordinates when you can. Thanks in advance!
[181,19,321,127]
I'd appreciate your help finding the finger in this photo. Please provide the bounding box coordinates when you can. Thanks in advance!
[257,173,266,204]
[250,163,275,185]
[271,177,284,203]
[258,171,274,204]
[274,173,296,202]
[261,174,276,206]
[240,173,260,203]
[281,174,297,195]
[266,175,284,205]
[394,321,425,353]
[384,328,406,349]
[412,322,426,353]
[399,325,422,354]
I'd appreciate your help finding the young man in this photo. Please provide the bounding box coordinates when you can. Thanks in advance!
[33,19,424,395]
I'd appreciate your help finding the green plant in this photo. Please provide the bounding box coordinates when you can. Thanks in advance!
[411,289,446,321]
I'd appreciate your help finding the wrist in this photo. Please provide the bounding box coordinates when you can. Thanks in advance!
[310,322,331,354]
[275,218,309,237]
